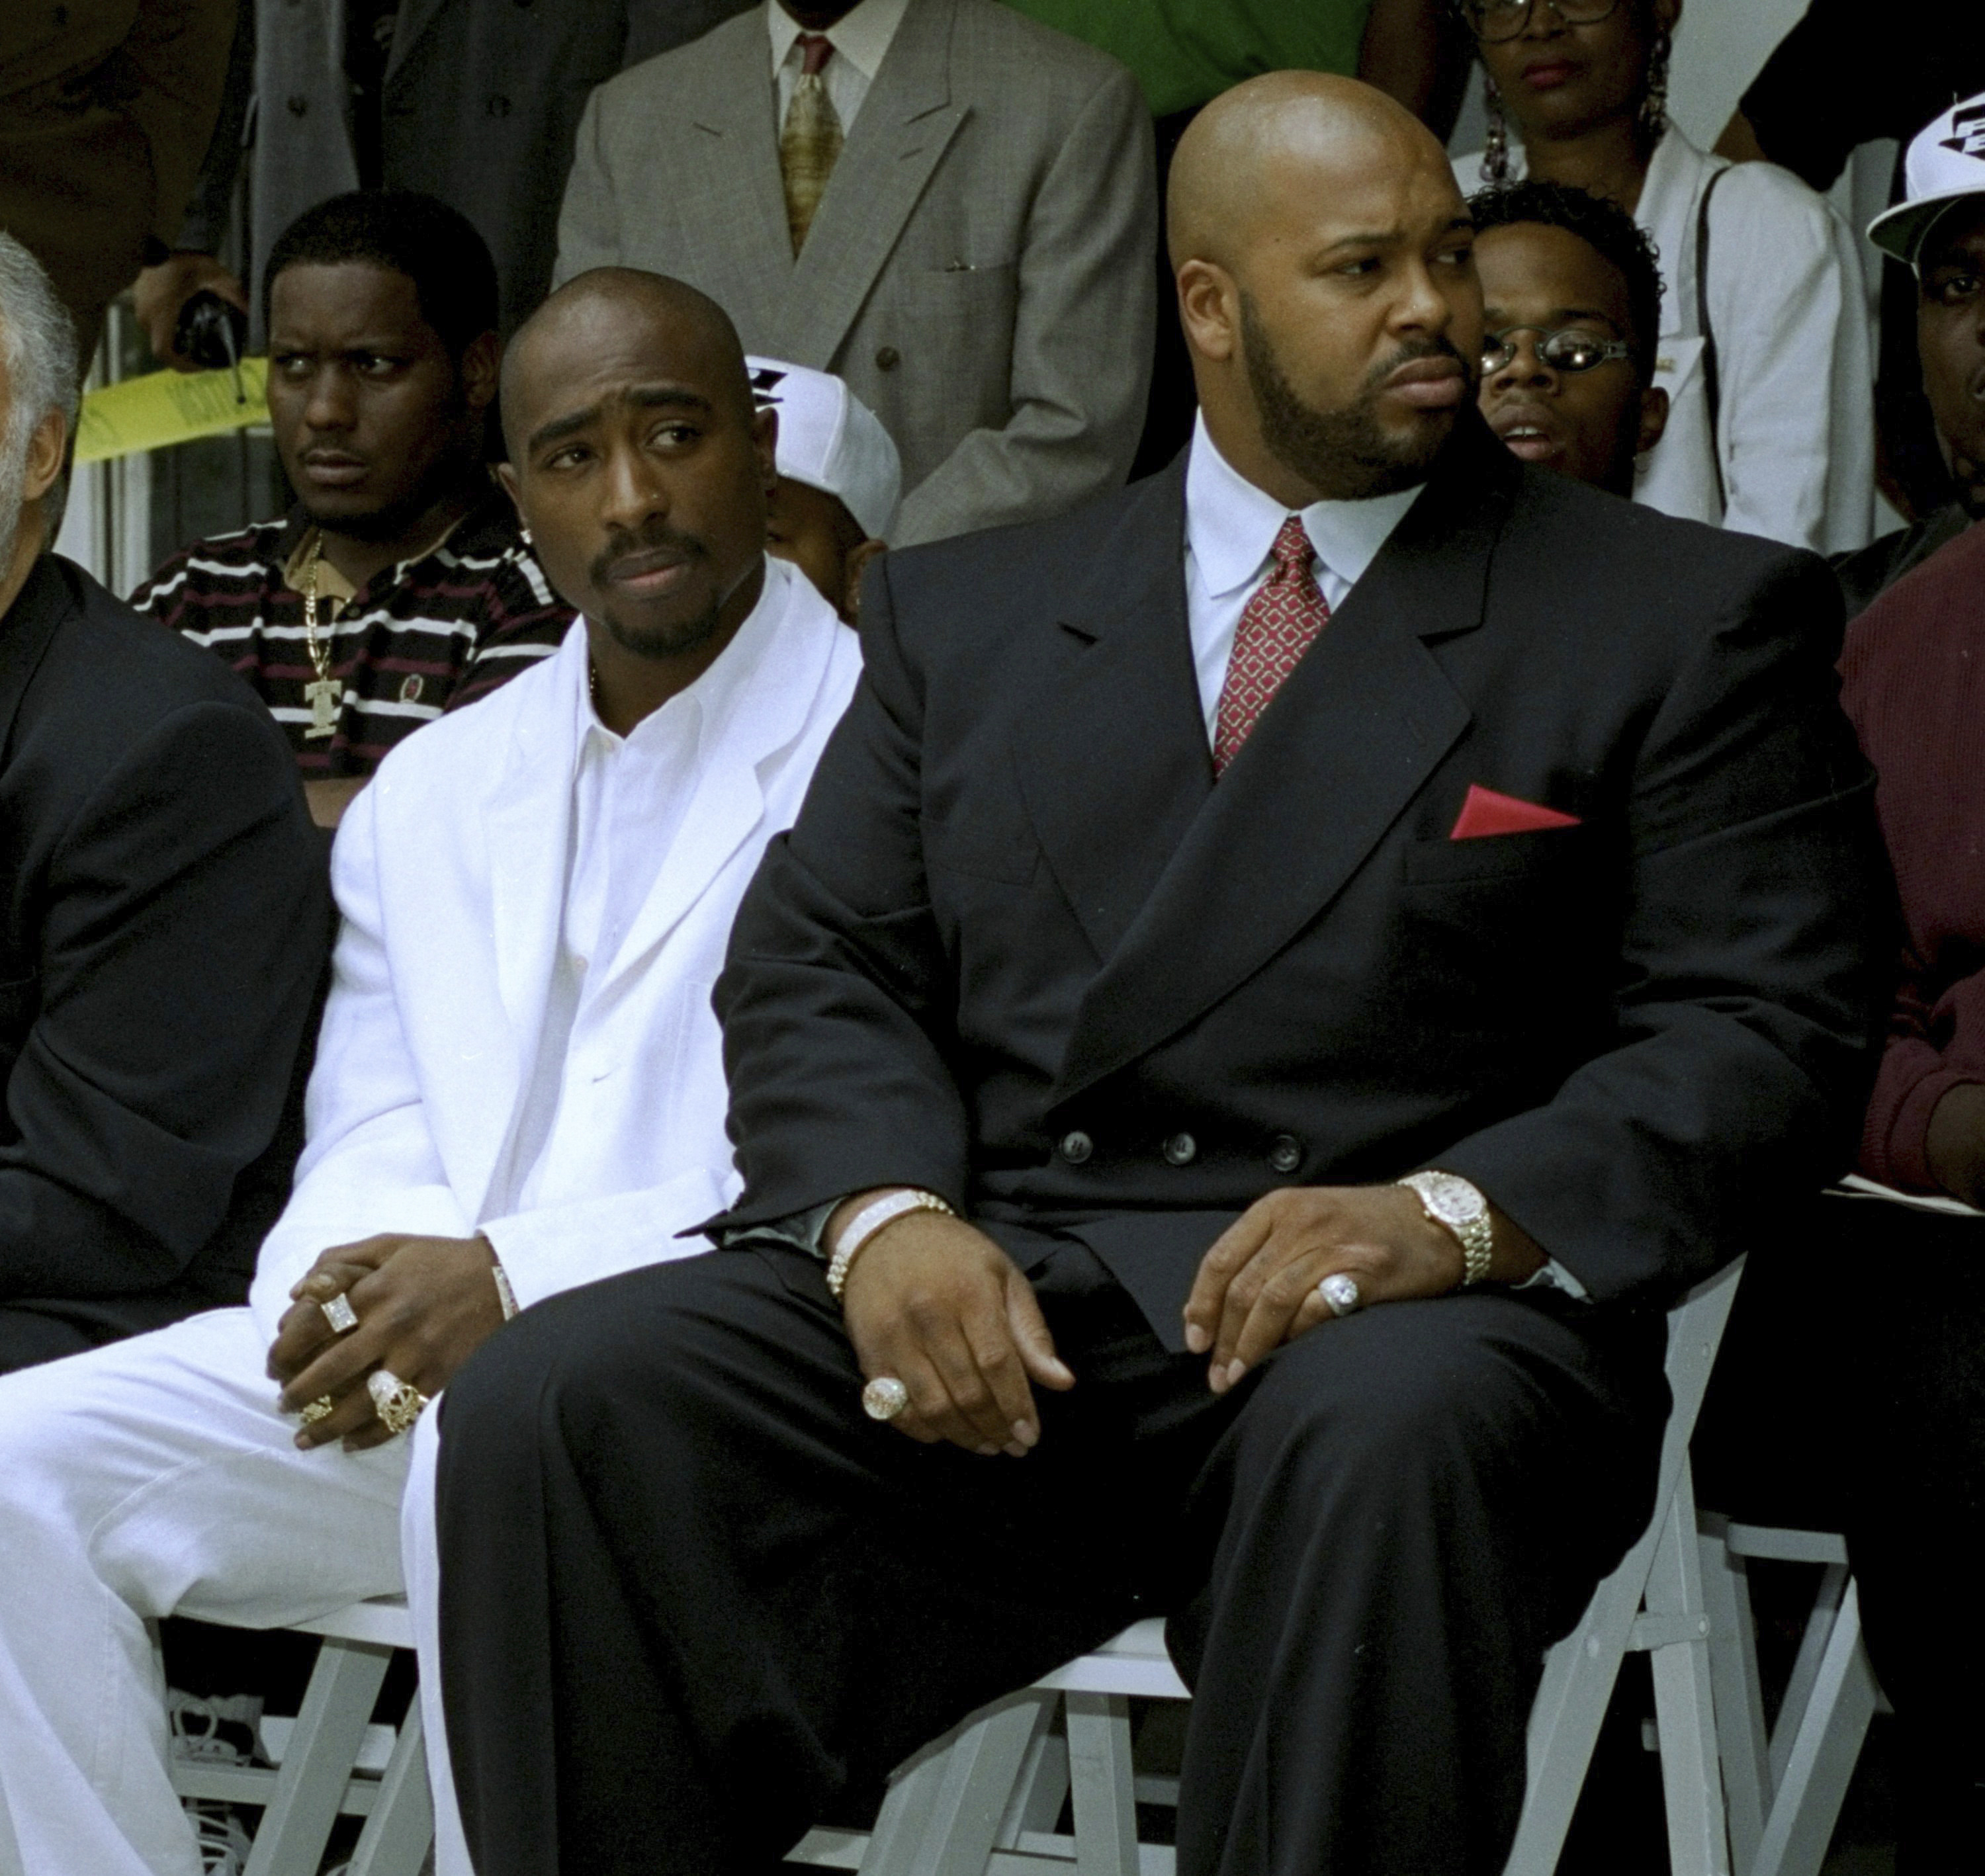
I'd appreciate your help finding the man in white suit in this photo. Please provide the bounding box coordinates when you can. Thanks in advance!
[0,269,860,1876]
[556,0,1158,546]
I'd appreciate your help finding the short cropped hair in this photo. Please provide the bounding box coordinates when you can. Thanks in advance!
[1468,181,1665,380]
[263,191,500,358]
[0,234,81,527]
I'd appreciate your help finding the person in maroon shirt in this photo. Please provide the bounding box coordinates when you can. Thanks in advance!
[1701,521,1985,1871]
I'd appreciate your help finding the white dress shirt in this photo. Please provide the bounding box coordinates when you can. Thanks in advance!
[768,0,912,134]
[502,562,788,1219]
[1182,412,1421,741]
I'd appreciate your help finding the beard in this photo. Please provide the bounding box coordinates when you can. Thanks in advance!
[296,446,477,544]
[590,519,729,660]
[1240,291,1473,501]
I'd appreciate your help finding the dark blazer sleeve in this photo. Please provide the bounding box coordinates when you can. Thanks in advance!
[714,560,972,1224]
[0,697,329,1299]
[1437,553,1893,1301]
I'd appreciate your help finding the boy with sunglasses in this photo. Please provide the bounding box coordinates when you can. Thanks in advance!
[1470,179,1669,497]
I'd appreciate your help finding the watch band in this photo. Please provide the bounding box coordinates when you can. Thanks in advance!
[825,1188,956,1300]
[1397,1170,1494,1286]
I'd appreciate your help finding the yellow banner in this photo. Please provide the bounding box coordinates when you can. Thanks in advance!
[75,359,270,464]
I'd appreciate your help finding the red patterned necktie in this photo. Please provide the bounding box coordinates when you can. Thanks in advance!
[1212,514,1330,774]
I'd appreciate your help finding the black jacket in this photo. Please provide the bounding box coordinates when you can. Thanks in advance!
[714,421,1892,1336]
[0,554,330,1346]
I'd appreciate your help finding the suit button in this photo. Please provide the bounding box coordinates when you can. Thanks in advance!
[1163,1132,1197,1167]
[287,93,309,115]
[1059,1130,1093,1165]
[875,346,901,371]
[487,94,513,117]
[1268,1135,1302,1175]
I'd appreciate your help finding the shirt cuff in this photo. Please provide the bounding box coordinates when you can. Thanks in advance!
[1517,1256,1591,1302]
[718,1200,840,1260]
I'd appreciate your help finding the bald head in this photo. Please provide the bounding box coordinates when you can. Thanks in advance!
[1168,73,1480,508]
[1169,73,1452,276]
[501,268,754,460]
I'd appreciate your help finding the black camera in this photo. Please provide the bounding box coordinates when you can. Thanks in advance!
[173,291,249,373]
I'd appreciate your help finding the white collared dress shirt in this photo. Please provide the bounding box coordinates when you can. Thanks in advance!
[498,560,789,1223]
[1181,411,1421,741]
[767,0,912,133]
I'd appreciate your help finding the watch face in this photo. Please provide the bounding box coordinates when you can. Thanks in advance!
[1423,1173,1482,1226]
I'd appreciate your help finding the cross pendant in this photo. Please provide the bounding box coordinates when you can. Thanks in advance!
[304,677,340,740]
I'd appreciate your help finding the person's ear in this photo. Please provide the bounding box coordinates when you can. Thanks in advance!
[460,331,501,415]
[1634,383,1669,456]
[494,460,533,544]
[753,407,780,495]
[22,409,65,506]
[1652,0,1681,35]
[842,536,887,623]
[1176,259,1241,366]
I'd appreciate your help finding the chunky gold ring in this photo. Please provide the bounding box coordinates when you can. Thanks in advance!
[298,1396,336,1426]
[320,1293,359,1336]
[365,1368,429,1437]
[861,1376,910,1422]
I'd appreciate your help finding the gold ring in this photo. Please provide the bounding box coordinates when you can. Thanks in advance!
[365,1368,429,1437]
[298,1396,335,1426]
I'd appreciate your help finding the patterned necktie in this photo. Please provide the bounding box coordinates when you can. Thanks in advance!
[1211,514,1330,775]
[779,33,844,253]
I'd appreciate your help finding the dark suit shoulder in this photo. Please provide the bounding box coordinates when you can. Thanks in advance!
[11,558,296,783]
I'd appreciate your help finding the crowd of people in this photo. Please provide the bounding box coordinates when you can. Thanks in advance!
[0,1,1980,1873]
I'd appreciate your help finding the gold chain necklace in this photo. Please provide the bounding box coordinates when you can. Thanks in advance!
[300,531,342,741]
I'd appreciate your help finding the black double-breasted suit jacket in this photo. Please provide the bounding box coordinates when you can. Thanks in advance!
[713,419,1892,1341]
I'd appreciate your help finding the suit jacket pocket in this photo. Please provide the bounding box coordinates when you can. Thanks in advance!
[1405,826,1586,886]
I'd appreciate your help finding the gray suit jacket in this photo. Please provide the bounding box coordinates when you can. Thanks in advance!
[178,0,752,338]
[556,0,1157,545]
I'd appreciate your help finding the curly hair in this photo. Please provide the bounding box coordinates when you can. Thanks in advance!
[1468,180,1665,380]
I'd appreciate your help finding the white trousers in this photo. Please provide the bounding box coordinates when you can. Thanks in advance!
[0,1307,468,1876]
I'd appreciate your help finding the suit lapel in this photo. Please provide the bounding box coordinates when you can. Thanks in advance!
[1010,461,1210,964]
[783,0,965,366]
[458,638,587,1216]
[1051,431,1517,1106]
[680,21,798,340]
[383,0,446,84]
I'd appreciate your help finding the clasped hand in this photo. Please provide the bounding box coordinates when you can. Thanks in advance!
[267,1234,508,1450]
[841,1185,1472,1458]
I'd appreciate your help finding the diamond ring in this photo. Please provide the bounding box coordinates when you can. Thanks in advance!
[1317,1273,1363,1317]
[320,1293,359,1336]
[861,1376,910,1422]
[365,1368,429,1437]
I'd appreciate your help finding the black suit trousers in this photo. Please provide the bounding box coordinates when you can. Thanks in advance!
[436,1236,1669,1876]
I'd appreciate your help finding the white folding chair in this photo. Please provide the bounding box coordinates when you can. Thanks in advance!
[1697,1517,1884,1876]
[789,1261,1747,1876]
[164,1597,434,1876]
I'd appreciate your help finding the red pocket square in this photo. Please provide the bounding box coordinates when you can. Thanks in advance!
[1449,785,1583,840]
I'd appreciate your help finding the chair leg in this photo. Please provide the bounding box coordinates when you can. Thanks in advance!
[1766,1564,1849,1795]
[343,1699,435,1876]
[1642,1464,1731,1876]
[1697,1521,1769,1874]
[1751,1580,1879,1876]
[242,1635,393,1876]
[858,1691,1053,1876]
[1066,1693,1138,1876]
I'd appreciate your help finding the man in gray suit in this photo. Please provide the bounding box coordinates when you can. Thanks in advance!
[556,0,1158,545]
[134,0,754,353]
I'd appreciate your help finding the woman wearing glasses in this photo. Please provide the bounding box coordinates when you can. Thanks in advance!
[1452,0,1876,558]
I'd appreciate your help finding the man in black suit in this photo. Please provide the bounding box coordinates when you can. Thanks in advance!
[433,75,1890,1876]
[0,235,328,1373]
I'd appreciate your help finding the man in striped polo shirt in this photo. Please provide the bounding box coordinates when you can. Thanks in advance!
[135,192,572,826]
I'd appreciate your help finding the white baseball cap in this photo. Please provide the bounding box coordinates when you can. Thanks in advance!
[745,357,901,540]
[1869,91,1985,267]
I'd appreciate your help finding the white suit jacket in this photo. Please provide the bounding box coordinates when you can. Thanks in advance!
[247,560,861,1344]
[1457,123,1876,556]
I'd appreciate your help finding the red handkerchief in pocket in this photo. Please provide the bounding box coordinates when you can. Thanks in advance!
[1449,785,1583,840]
